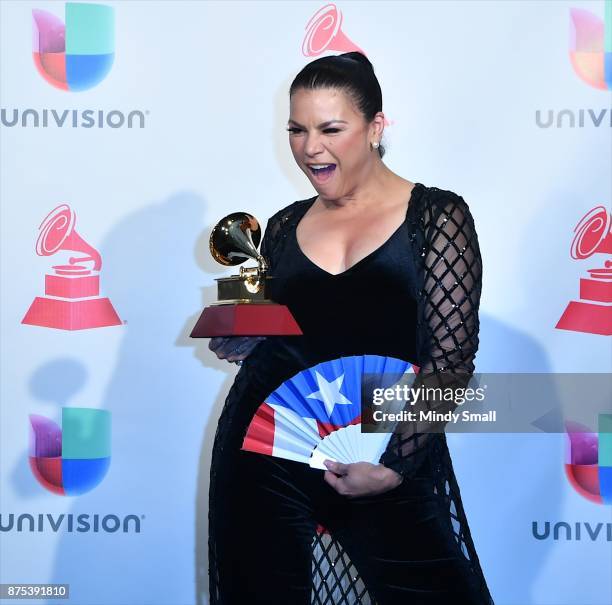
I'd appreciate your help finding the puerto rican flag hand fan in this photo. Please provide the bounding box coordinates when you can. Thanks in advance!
[241,355,415,469]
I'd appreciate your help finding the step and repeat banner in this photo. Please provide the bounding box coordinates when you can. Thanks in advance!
[0,1,610,604]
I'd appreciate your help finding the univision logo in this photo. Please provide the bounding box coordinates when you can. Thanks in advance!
[0,2,149,129]
[2,408,142,534]
[32,2,114,92]
[565,413,612,505]
[0,108,146,129]
[532,521,612,541]
[0,513,142,533]
[535,1,612,129]
[29,408,110,495]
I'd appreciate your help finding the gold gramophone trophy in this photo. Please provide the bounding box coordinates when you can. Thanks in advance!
[190,212,302,337]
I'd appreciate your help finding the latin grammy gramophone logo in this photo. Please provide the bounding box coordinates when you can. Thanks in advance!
[21,204,121,330]
[556,205,612,336]
[302,4,364,56]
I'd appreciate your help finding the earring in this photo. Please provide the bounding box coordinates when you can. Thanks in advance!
[371,141,380,150]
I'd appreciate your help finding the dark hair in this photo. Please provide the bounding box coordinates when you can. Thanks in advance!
[289,52,386,158]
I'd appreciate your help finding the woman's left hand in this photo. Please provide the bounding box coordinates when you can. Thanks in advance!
[323,460,403,498]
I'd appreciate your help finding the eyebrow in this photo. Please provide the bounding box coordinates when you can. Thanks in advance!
[287,119,348,128]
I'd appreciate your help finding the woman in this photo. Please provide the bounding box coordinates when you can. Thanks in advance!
[208,52,494,604]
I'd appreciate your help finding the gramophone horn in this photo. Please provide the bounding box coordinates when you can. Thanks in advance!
[302,4,364,56]
[209,212,263,267]
[35,204,102,271]
[570,205,612,259]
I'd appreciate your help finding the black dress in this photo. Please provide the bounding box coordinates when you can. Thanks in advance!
[208,182,495,604]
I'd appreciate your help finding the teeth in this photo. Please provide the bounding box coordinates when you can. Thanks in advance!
[310,164,334,169]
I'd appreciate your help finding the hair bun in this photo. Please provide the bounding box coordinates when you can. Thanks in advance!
[339,52,373,70]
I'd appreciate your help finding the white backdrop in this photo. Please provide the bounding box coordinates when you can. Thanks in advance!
[1,1,610,604]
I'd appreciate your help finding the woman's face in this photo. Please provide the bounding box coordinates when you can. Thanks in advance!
[288,87,378,199]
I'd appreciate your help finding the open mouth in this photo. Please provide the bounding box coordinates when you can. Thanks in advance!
[308,164,336,180]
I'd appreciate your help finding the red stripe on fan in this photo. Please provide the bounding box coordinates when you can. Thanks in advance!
[241,402,275,456]
[316,415,361,438]
[316,523,329,535]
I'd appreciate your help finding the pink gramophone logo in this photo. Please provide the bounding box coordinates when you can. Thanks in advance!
[22,204,121,330]
[302,4,364,56]
[556,205,612,336]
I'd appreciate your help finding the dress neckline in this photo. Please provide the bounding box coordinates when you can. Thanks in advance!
[292,182,424,278]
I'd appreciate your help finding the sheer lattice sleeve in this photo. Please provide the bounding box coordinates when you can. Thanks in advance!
[259,217,280,274]
[259,201,307,273]
[379,191,483,480]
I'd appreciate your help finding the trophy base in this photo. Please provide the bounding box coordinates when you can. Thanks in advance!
[22,297,122,330]
[190,303,303,337]
[556,300,612,336]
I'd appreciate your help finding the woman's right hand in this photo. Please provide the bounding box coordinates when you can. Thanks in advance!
[208,336,266,363]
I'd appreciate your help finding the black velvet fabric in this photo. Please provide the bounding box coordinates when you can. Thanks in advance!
[208,183,495,604]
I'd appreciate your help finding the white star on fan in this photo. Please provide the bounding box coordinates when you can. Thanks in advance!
[306,371,352,416]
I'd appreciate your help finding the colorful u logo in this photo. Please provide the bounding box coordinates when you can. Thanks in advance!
[32,3,115,92]
[29,408,111,496]
[565,413,612,505]
[569,0,612,90]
